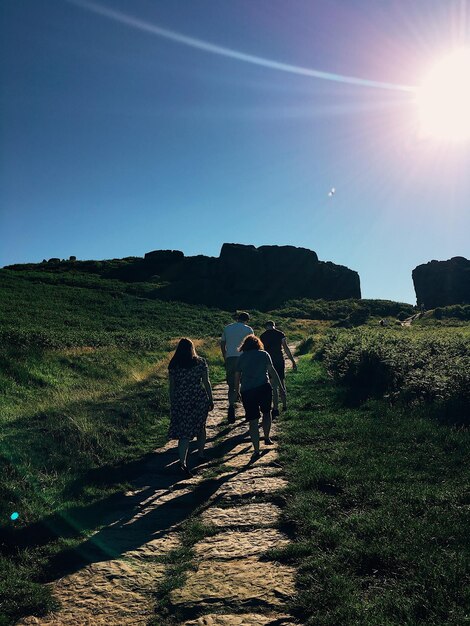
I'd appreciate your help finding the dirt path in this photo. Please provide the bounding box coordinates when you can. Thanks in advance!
[19,372,298,625]
[401,312,422,326]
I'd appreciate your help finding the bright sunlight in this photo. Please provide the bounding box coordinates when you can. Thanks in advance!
[417,48,470,142]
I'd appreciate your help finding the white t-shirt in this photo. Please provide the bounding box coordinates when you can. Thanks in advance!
[221,322,253,358]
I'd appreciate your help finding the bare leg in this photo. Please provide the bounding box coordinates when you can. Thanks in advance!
[272,384,279,410]
[228,383,238,407]
[262,411,272,441]
[197,427,206,457]
[226,358,238,421]
[248,420,260,454]
[178,438,190,467]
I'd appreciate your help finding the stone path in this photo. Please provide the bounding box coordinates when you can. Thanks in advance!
[19,372,298,625]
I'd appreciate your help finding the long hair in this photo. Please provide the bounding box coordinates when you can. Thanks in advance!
[168,338,198,370]
[239,334,264,352]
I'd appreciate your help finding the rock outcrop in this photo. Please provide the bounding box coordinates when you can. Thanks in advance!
[5,244,361,310]
[135,244,360,309]
[412,257,470,308]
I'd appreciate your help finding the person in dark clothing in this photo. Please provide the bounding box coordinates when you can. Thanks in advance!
[260,321,296,418]
[168,338,214,476]
[234,334,285,458]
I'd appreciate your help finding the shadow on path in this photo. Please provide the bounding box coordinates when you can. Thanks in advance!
[6,425,253,583]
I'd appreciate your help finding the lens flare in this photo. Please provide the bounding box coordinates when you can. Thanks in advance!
[417,48,470,141]
[67,0,414,93]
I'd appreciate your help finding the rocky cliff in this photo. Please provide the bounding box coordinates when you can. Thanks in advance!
[412,257,470,308]
[115,243,360,309]
[5,243,361,310]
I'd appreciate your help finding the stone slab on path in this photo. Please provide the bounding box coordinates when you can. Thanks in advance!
[19,559,166,626]
[223,445,280,469]
[201,503,282,529]
[194,528,289,559]
[212,475,288,502]
[170,556,295,610]
[122,532,180,560]
[185,613,297,625]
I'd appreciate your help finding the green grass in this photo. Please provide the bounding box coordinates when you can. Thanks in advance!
[272,298,415,321]
[319,326,470,422]
[0,269,313,348]
[278,358,470,626]
[0,269,231,349]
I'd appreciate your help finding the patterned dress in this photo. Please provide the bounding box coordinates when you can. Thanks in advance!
[168,358,210,439]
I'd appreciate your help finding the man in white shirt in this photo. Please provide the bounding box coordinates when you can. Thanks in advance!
[220,311,253,423]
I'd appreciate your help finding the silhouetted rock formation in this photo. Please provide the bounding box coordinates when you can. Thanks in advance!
[118,243,360,309]
[5,244,361,310]
[412,257,470,308]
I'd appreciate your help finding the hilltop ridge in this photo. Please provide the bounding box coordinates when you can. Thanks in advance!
[5,243,361,310]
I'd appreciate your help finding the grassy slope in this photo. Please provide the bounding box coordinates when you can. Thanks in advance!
[278,358,470,626]
[0,269,230,347]
[0,270,232,624]
[0,269,235,520]
[0,268,317,624]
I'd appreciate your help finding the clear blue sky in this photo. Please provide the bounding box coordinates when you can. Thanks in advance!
[1,0,469,303]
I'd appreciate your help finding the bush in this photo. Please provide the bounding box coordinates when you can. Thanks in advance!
[396,310,409,321]
[296,336,316,355]
[319,327,470,419]
[434,305,470,321]
[272,298,413,321]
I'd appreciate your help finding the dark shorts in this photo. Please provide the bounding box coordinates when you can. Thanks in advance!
[241,383,273,421]
[272,359,285,381]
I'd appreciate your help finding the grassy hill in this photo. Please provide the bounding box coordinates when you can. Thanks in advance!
[1,266,469,624]
[0,269,230,349]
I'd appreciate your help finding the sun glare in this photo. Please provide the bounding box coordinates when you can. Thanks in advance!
[417,48,470,141]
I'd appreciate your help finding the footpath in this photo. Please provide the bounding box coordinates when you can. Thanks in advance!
[19,370,298,625]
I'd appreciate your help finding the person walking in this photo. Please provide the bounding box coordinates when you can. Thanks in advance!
[234,334,286,458]
[168,338,214,477]
[220,311,253,423]
[260,320,296,418]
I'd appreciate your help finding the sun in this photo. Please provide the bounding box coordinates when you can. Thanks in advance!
[417,48,470,142]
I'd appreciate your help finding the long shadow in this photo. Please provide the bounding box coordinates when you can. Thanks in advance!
[5,426,253,583]
[1,451,170,553]
[0,411,239,552]
[0,375,170,550]
[0,373,167,477]
[0,383,163,554]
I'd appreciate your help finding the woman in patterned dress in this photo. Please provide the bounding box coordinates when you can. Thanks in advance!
[168,338,214,476]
